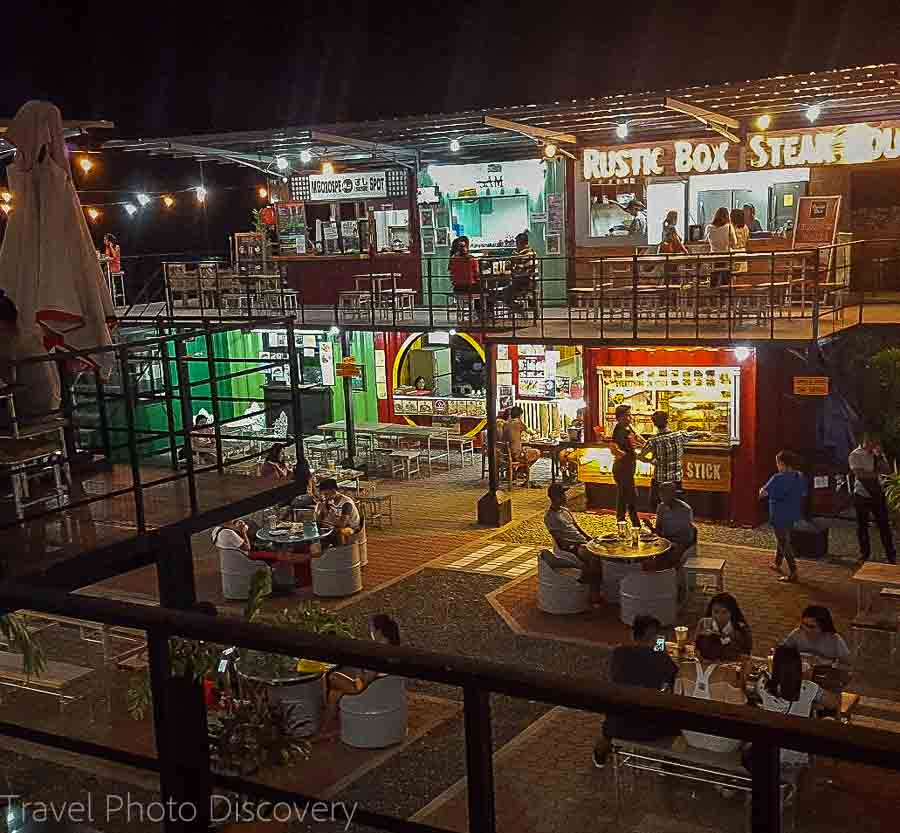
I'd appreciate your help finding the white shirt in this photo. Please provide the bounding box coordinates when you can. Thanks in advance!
[756,679,821,765]
[319,493,361,531]
[705,223,738,253]
[848,445,889,499]
[211,525,245,550]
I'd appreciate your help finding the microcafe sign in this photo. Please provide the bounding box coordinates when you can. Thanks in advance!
[582,122,900,180]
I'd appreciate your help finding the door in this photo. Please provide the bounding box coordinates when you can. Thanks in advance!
[770,182,807,234]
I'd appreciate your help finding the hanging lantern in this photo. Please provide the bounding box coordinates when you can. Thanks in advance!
[259,206,276,226]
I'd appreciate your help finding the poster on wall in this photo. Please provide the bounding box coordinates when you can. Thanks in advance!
[548,194,564,233]
[340,220,361,253]
[422,228,436,255]
[546,233,561,255]
[319,342,335,386]
[498,384,515,410]
[792,195,841,249]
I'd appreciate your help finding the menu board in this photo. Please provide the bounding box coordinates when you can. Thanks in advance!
[276,202,307,255]
[341,220,361,253]
[394,397,486,418]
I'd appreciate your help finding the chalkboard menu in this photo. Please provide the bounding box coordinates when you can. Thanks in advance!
[276,202,308,255]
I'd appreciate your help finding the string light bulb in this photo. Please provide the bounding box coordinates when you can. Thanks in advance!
[258,186,268,199]
[195,186,207,203]
[0,204,11,215]
[124,203,137,216]
[543,142,558,159]
[299,150,313,163]
[756,114,772,130]
[805,104,822,123]
[1,191,11,203]
[87,207,101,222]
[78,156,94,174]
[275,156,289,171]
[136,193,151,207]
[321,161,335,175]
[616,123,629,139]
[449,138,461,152]
[162,195,175,208]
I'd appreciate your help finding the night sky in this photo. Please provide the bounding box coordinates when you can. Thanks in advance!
[4,0,900,269]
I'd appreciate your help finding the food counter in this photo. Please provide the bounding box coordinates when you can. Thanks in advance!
[273,253,421,305]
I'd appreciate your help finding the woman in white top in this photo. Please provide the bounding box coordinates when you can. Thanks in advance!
[674,633,746,753]
[754,644,838,767]
[705,207,738,288]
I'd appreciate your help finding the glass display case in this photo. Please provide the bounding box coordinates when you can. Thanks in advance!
[597,366,740,445]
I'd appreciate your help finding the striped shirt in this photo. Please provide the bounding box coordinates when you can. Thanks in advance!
[641,429,702,484]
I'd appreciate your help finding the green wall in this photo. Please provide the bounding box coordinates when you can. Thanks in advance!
[329,331,379,426]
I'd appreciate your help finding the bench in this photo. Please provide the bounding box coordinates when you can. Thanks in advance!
[612,735,801,831]
[683,556,726,594]
[0,652,94,715]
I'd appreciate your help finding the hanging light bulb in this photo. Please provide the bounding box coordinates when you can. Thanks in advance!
[124,203,138,216]
[616,123,629,139]
[258,186,268,199]
[756,114,772,130]
[162,195,175,208]
[87,207,101,222]
[196,186,207,203]
[805,104,822,123]
[299,149,313,163]
[275,156,289,171]
[1,191,11,203]
[0,203,11,216]
[78,155,94,173]
[136,193,151,207]
[449,138,461,152]
[321,161,335,175]
[543,142,558,159]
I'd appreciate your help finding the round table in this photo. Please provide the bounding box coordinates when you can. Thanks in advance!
[254,525,333,588]
[585,535,672,561]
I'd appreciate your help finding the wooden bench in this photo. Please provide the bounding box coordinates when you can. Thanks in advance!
[683,556,726,594]
[0,652,93,714]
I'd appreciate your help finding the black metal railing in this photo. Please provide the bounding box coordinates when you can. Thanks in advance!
[148,239,900,343]
[1,317,307,533]
[0,583,898,833]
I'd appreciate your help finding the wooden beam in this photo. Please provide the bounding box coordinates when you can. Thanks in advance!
[483,115,577,144]
[665,97,741,130]
[0,119,114,134]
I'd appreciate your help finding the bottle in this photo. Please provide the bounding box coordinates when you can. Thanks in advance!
[766,650,774,677]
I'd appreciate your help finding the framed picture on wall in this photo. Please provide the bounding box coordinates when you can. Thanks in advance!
[546,233,561,255]
[422,228,436,255]
[420,207,435,228]
[436,227,449,246]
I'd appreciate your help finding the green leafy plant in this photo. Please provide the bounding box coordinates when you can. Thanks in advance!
[0,614,46,678]
[884,472,900,518]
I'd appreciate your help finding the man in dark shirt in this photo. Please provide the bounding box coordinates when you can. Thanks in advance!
[610,404,643,528]
[594,615,677,767]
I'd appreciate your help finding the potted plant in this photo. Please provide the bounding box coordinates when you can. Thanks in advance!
[0,613,46,680]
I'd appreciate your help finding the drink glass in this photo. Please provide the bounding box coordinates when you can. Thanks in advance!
[617,521,628,540]
[631,525,640,547]
[675,626,688,648]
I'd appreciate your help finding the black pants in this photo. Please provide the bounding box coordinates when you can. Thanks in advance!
[614,459,639,526]
[501,276,533,312]
[649,478,683,511]
[854,493,897,563]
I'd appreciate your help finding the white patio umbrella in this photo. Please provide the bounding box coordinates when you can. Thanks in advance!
[0,100,116,377]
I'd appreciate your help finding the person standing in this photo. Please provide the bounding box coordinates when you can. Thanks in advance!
[848,433,897,565]
[638,410,705,509]
[759,450,807,583]
[610,404,643,528]
[743,203,763,234]
[103,233,122,273]
[448,236,480,315]
[625,200,647,238]
[705,207,737,288]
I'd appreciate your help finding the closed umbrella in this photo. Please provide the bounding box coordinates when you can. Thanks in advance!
[0,101,116,379]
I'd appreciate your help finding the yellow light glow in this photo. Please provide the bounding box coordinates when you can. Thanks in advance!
[756,114,772,130]
[162,195,175,208]
[258,187,268,199]
[321,161,335,175]
[0,204,11,215]
[543,142,558,159]
[87,207,101,221]
[78,156,94,173]
[1,191,11,203]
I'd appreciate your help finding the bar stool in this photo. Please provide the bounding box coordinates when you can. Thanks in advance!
[339,291,373,321]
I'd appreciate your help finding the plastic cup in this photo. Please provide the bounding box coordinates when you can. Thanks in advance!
[675,626,688,647]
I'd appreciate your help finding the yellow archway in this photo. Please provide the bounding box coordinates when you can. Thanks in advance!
[391,331,487,438]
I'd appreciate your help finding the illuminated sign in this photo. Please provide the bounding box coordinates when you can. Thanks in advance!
[747,124,900,169]
[307,171,387,201]
[583,140,732,180]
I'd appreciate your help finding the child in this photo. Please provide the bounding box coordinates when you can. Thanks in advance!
[759,450,807,583]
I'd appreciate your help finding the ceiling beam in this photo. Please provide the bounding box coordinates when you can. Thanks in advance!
[664,97,741,137]
[482,115,577,144]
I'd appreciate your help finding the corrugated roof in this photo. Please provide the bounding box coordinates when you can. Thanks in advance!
[104,64,900,166]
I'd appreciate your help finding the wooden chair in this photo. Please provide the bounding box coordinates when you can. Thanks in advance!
[496,441,529,489]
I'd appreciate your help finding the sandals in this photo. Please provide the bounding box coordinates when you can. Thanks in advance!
[779,573,798,583]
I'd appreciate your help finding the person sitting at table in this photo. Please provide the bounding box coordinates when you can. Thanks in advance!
[695,592,754,661]
[781,605,851,670]
[543,484,604,594]
[260,443,292,480]
[745,644,839,775]
[317,614,401,741]
[593,615,678,768]
[501,405,540,484]
[645,483,696,573]
[191,413,217,465]
[315,477,361,548]
[675,632,746,754]
[210,519,252,552]
[449,236,480,308]
[501,231,537,314]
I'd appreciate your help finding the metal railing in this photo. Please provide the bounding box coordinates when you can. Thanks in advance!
[148,239,900,343]
[0,318,307,534]
[0,583,898,833]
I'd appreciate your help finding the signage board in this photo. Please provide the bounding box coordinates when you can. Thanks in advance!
[792,195,841,250]
[335,357,363,378]
[578,449,731,492]
[583,139,738,180]
[749,122,900,169]
[793,376,830,396]
[319,342,335,386]
[307,171,387,201]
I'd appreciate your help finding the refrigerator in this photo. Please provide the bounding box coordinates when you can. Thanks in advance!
[409,346,451,397]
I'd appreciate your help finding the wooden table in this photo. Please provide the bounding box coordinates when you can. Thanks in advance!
[851,561,900,616]
[585,535,671,562]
